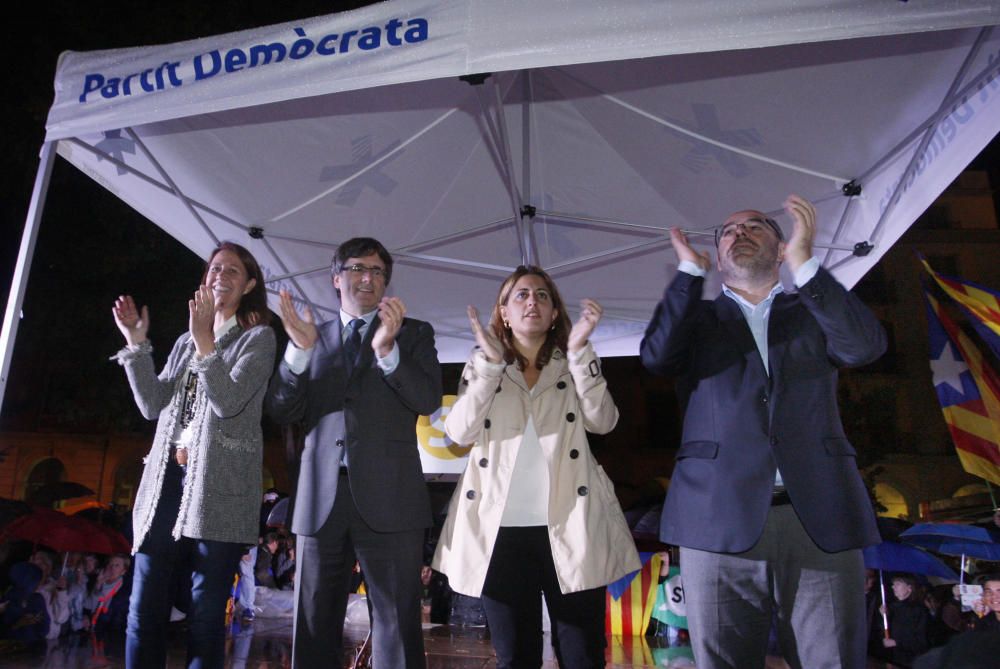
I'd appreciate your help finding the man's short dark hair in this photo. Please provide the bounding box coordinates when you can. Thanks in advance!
[332,237,393,284]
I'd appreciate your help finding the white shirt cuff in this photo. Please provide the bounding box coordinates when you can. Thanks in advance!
[792,257,820,287]
[678,260,707,278]
[377,343,399,374]
[283,342,313,374]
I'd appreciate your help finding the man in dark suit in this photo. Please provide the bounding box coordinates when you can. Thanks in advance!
[267,237,441,668]
[640,196,885,669]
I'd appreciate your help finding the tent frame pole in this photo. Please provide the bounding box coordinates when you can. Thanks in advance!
[0,141,57,410]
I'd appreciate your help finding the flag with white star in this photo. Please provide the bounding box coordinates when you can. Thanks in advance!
[924,289,1000,485]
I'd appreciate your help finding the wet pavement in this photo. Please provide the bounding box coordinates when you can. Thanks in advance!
[0,619,899,668]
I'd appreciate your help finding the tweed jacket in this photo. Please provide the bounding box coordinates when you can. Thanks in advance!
[116,324,276,550]
[432,343,641,597]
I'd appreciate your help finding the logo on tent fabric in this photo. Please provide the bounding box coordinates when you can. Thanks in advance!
[320,136,403,205]
[677,103,761,178]
[95,130,136,176]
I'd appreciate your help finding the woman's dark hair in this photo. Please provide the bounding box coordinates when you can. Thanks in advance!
[489,265,571,371]
[202,242,272,329]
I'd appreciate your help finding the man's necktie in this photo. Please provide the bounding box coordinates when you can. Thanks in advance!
[343,318,363,373]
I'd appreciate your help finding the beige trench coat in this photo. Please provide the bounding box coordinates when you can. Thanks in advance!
[432,344,641,597]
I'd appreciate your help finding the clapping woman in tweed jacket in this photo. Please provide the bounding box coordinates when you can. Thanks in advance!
[112,242,275,669]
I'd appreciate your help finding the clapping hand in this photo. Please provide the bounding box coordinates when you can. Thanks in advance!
[277,289,319,350]
[189,285,216,357]
[112,295,149,346]
[467,306,503,363]
[669,227,711,272]
[373,297,406,358]
[568,299,603,353]
[783,194,817,272]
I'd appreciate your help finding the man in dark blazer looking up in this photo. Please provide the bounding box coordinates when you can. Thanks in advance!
[267,237,441,668]
[641,195,885,669]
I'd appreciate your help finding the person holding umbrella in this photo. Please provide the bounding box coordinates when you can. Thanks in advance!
[112,241,275,669]
[877,574,929,667]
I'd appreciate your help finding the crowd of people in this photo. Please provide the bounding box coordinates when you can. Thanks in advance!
[3,194,997,669]
[864,570,1000,668]
[1,550,131,643]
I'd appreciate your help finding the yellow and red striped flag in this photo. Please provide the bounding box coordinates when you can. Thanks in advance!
[923,289,1000,484]
[922,257,1000,363]
[605,552,663,637]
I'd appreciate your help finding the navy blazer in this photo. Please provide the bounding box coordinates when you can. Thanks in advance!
[267,314,441,535]
[641,267,885,553]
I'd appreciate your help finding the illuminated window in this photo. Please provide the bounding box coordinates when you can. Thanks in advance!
[874,482,909,519]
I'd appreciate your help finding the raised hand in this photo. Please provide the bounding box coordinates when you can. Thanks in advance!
[467,305,503,363]
[567,298,603,353]
[278,289,318,350]
[783,194,817,272]
[189,285,217,357]
[112,295,149,346]
[372,296,406,358]
[670,227,711,272]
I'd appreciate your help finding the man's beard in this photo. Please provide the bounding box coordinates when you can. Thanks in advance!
[720,242,780,283]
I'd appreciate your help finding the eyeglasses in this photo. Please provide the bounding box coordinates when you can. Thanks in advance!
[714,217,783,246]
[341,263,386,279]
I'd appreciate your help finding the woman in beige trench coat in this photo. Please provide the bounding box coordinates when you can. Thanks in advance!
[433,265,640,668]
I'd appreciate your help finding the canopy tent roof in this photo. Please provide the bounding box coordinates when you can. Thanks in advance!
[7,0,1000,384]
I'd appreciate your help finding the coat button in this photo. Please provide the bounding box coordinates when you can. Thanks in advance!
[761,396,768,404]
[462,378,469,385]
[770,437,779,446]
[336,439,345,447]
[495,385,502,393]
[577,486,588,496]
[569,449,579,459]
[466,490,476,500]
[566,412,575,422]
[484,419,491,429]
[478,458,488,467]
[557,381,566,389]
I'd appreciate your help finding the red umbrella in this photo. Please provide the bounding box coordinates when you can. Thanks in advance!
[0,506,130,554]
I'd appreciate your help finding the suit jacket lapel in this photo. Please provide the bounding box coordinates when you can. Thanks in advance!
[714,295,768,380]
[766,293,797,388]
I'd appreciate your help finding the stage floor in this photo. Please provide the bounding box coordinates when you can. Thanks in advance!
[0,618,900,668]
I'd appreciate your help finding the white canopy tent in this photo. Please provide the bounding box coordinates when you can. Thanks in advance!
[5,0,1000,403]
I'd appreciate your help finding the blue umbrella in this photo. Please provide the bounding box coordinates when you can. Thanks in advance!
[864,540,960,636]
[862,541,959,580]
[900,522,1000,584]
[899,523,1000,561]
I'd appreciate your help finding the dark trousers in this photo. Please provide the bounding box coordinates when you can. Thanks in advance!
[481,526,607,669]
[680,504,866,669]
[126,460,243,669]
[293,471,425,668]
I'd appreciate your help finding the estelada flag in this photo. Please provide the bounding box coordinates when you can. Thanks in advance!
[922,257,1000,364]
[923,289,1000,485]
[605,552,663,637]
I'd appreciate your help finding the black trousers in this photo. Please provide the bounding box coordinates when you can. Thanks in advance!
[292,472,425,668]
[481,526,606,669]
